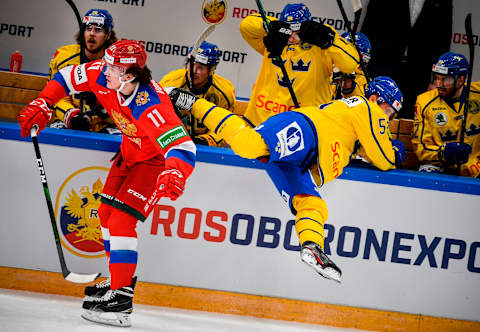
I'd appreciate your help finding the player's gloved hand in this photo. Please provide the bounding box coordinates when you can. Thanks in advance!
[156,169,185,201]
[298,21,335,49]
[391,139,406,166]
[263,20,292,58]
[193,134,220,147]
[64,108,92,131]
[438,142,472,166]
[17,98,52,138]
[168,88,198,112]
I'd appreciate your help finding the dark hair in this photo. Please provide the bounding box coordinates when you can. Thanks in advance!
[75,29,118,48]
[127,65,152,86]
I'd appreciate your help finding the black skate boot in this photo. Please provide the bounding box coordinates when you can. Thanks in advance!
[84,278,110,297]
[300,241,342,283]
[84,276,136,299]
[81,278,137,327]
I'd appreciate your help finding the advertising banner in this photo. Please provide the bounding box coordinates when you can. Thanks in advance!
[1,133,479,322]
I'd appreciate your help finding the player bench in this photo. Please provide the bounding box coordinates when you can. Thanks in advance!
[0,71,48,122]
[389,118,419,170]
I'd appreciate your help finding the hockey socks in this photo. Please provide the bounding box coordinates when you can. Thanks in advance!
[293,195,328,249]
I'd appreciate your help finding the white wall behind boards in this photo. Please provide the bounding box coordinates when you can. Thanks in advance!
[0,0,478,99]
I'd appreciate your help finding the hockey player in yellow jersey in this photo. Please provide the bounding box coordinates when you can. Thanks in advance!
[48,9,118,133]
[168,76,406,283]
[240,3,360,126]
[160,41,235,147]
[412,52,478,177]
[331,32,371,100]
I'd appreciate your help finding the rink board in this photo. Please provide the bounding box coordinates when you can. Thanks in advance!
[0,0,479,99]
[0,122,479,328]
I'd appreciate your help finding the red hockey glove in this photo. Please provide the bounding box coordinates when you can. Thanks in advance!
[156,169,186,201]
[17,98,52,137]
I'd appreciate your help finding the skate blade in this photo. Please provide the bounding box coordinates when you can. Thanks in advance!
[81,309,132,327]
[301,251,342,283]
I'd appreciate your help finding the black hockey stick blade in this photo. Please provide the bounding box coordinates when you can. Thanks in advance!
[30,126,101,284]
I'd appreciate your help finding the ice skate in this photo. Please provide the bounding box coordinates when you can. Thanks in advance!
[84,278,111,297]
[300,241,342,283]
[81,279,136,327]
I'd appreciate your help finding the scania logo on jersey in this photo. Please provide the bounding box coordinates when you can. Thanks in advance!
[435,112,448,126]
[135,91,150,106]
[202,0,228,24]
[275,122,304,158]
[55,167,109,258]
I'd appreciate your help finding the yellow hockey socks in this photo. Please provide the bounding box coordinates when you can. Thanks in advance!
[293,195,328,250]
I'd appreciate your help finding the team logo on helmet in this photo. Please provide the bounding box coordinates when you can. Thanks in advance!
[135,91,150,106]
[202,0,227,24]
[55,167,110,258]
[434,112,448,126]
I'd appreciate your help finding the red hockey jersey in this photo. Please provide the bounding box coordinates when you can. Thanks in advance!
[42,60,196,178]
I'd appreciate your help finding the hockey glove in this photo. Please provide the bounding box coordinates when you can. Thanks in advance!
[17,98,52,137]
[391,139,406,166]
[193,134,222,147]
[438,142,472,166]
[298,21,335,49]
[64,108,92,131]
[156,169,185,201]
[168,88,198,112]
[263,20,292,58]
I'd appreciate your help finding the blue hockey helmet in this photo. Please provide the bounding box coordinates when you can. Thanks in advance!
[280,3,312,31]
[82,9,114,32]
[365,76,403,113]
[432,52,468,78]
[190,41,221,66]
[341,32,372,64]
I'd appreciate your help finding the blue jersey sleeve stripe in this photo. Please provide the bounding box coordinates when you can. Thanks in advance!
[56,52,80,68]
[215,113,234,134]
[420,96,441,152]
[332,43,360,64]
[166,148,196,168]
[202,105,217,123]
[241,115,255,127]
[362,96,395,166]
[110,250,138,264]
[52,71,70,95]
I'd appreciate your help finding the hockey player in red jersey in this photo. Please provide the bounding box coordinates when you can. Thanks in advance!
[18,40,196,327]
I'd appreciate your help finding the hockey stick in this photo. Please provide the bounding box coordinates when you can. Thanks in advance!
[460,13,474,145]
[351,0,362,33]
[64,0,85,64]
[457,13,474,174]
[187,24,216,136]
[255,0,300,108]
[30,126,101,283]
[336,0,371,82]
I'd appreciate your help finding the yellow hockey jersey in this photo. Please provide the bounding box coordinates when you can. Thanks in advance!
[412,81,480,177]
[298,97,396,185]
[240,14,360,126]
[330,69,367,99]
[160,68,236,146]
[48,44,113,132]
